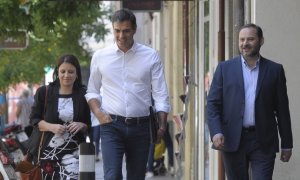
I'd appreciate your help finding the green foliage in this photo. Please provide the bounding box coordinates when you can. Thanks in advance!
[0,0,33,33]
[0,0,111,91]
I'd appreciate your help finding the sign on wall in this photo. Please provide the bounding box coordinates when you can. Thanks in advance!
[122,0,162,11]
[0,31,28,50]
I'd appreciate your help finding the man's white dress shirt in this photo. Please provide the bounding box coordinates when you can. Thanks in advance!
[86,42,171,118]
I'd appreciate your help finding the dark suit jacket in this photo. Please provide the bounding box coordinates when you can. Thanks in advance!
[207,56,293,153]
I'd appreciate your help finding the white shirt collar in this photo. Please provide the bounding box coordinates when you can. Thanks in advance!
[113,41,138,54]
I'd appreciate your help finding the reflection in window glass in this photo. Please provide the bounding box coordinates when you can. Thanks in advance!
[204,21,210,180]
[204,0,210,17]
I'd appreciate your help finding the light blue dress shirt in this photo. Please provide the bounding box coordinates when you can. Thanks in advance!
[241,56,260,127]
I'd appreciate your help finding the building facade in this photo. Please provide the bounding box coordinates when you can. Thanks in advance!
[113,0,300,179]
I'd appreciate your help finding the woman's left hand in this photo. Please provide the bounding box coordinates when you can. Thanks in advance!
[66,122,87,134]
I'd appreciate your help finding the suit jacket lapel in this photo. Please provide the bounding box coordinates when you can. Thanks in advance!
[256,57,267,98]
[235,56,245,94]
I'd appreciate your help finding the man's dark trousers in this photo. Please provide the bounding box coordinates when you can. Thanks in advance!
[100,117,150,180]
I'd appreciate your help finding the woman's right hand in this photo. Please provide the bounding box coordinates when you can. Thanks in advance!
[50,124,66,135]
[38,120,66,135]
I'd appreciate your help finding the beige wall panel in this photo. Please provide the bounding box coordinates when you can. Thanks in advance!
[254,0,300,179]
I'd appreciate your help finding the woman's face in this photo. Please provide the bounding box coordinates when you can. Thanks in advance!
[58,62,77,88]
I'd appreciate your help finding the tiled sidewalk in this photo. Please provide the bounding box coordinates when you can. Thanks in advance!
[95,156,175,180]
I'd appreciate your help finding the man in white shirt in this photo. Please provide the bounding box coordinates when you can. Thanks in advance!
[86,9,170,180]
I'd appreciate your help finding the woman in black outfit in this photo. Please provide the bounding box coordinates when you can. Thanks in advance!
[29,54,91,179]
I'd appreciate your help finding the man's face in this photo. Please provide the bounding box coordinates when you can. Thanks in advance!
[239,27,263,59]
[113,20,136,52]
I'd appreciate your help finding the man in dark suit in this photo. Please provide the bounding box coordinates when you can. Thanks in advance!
[207,23,293,180]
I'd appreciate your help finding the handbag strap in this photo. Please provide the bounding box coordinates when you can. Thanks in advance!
[37,132,44,161]
[37,86,48,162]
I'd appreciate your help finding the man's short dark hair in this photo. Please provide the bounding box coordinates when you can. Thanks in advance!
[112,9,137,30]
[240,23,263,40]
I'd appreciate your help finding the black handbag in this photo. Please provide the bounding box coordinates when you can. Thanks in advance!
[149,106,159,144]
[16,86,48,180]
[25,86,48,162]
[26,127,44,163]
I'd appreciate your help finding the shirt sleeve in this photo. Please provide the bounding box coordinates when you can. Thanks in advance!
[85,54,102,103]
[151,52,171,113]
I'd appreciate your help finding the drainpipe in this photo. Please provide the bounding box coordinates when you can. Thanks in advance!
[218,0,225,180]
[183,0,189,77]
[218,0,225,62]
[232,0,244,56]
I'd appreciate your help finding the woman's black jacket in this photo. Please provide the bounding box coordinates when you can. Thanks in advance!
[27,84,91,160]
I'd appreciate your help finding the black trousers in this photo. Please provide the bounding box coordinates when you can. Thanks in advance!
[222,131,276,180]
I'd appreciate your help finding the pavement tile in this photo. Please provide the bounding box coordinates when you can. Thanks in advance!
[95,157,175,180]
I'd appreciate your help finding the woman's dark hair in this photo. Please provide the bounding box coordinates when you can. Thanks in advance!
[52,54,83,89]
[240,23,263,40]
[112,9,137,30]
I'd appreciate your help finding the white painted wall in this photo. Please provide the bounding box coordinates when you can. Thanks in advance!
[134,12,152,46]
[254,0,300,179]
